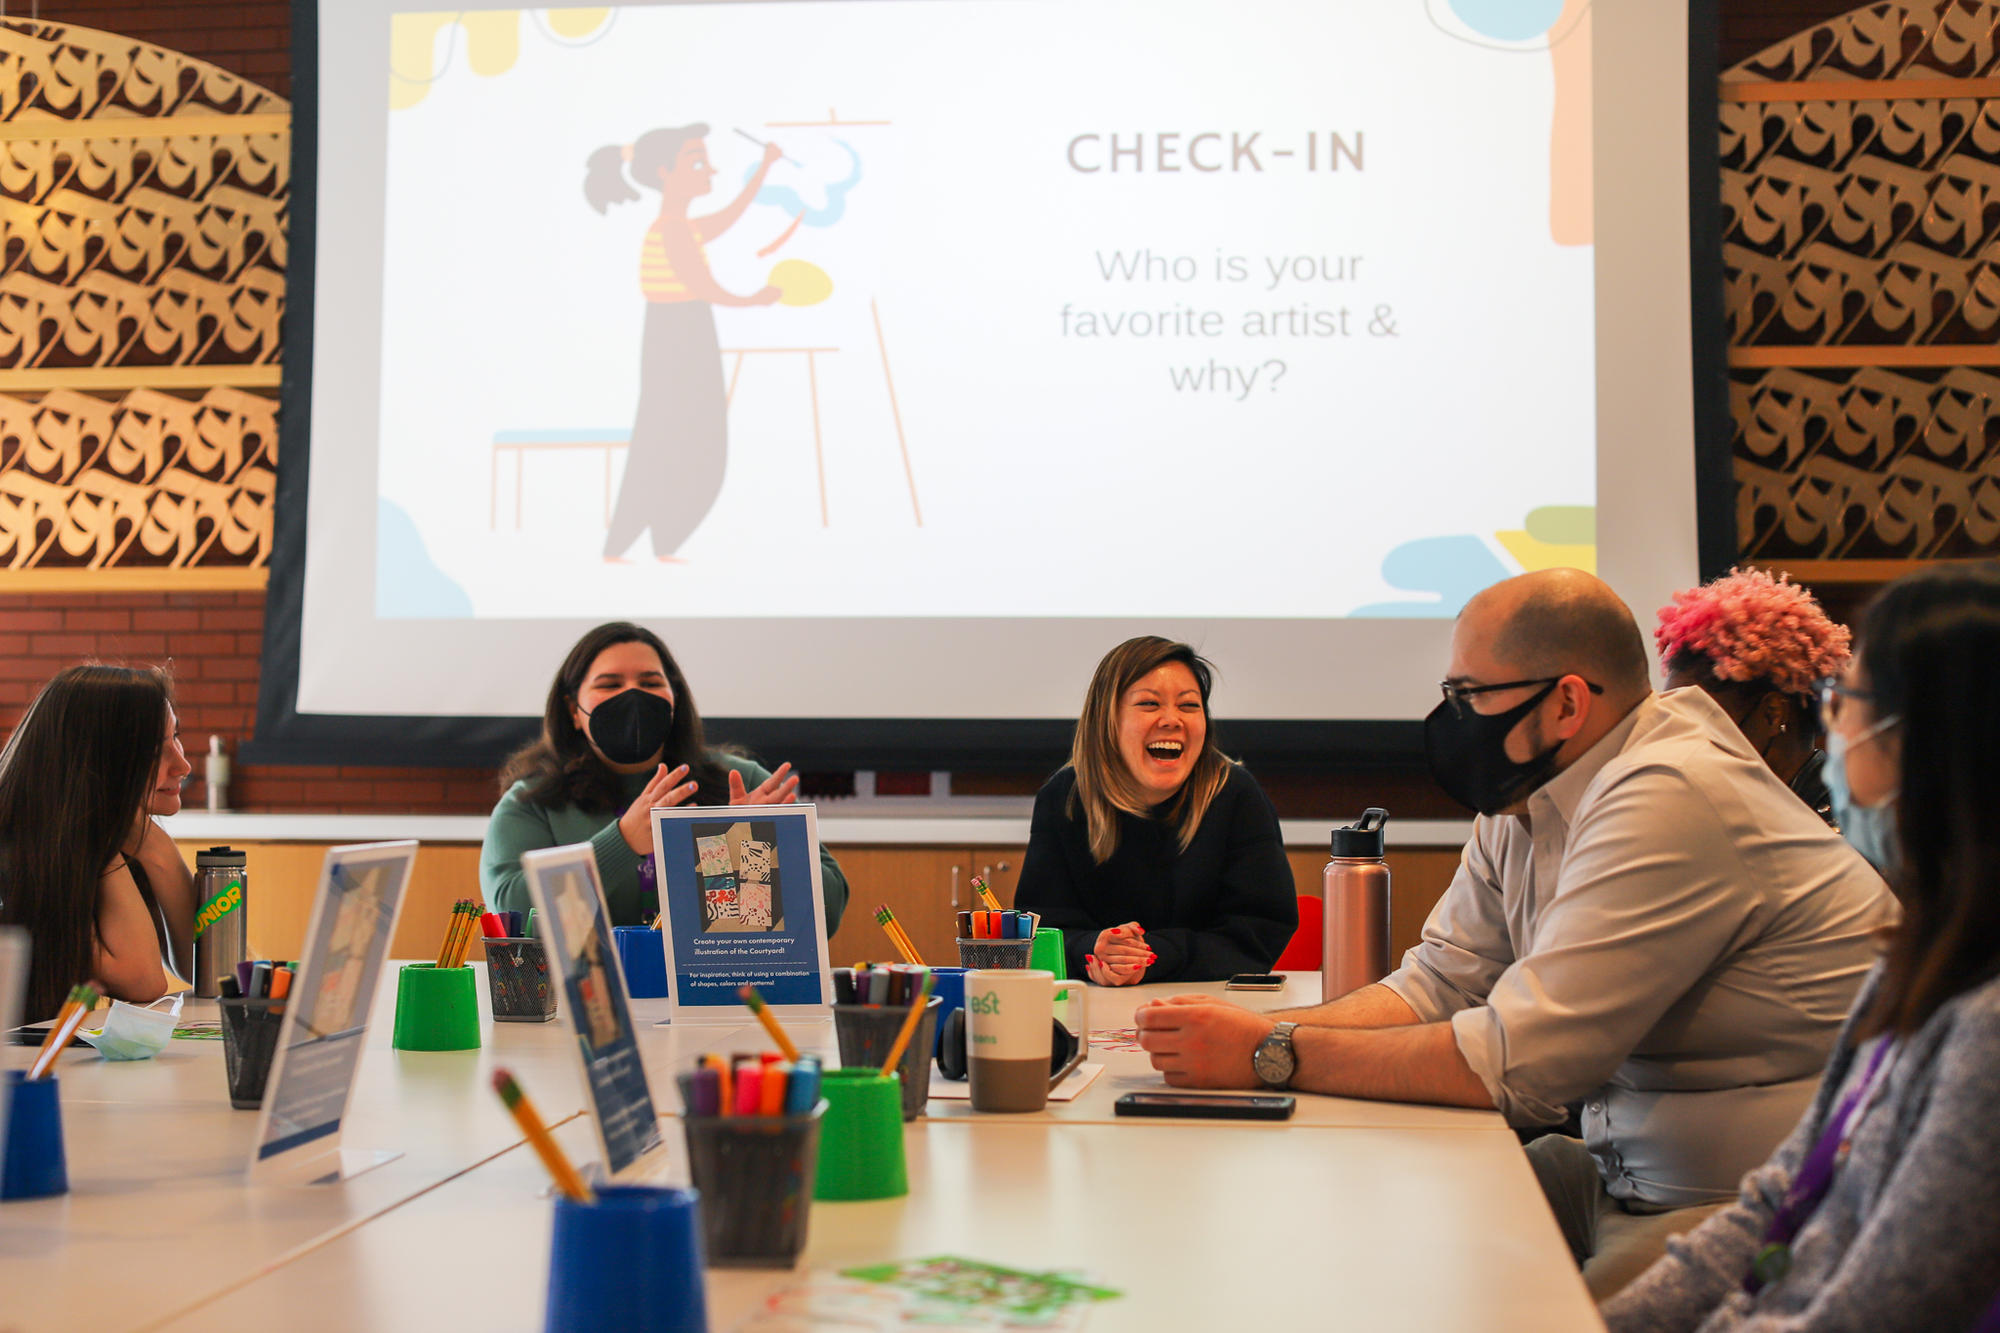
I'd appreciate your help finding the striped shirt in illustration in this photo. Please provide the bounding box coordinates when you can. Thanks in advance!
[639,218,709,302]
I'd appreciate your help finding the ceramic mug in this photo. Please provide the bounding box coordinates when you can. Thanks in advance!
[962,969,1089,1112]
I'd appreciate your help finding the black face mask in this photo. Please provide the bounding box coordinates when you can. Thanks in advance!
[1424,680,1564,817]
[582,688,676,766]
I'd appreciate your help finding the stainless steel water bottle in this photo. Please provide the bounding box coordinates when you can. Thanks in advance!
[192,846,249,998]
[1322,809,1390,1003]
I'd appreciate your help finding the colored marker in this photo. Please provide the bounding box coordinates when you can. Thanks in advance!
[760,1063,789,1115]
[784,1055,822,1114]
[702,1053,733,1117]
[733,1064,764,1117]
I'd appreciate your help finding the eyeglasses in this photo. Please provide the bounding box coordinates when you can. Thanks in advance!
[1812,676,1876,729]
[1437,676,1604,719]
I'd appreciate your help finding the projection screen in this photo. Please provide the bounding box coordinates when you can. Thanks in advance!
[256,0,1730,768]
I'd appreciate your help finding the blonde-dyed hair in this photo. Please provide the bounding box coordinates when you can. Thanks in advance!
[1068,636,1233,864]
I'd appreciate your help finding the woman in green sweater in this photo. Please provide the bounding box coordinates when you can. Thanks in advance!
[480,622,848,931]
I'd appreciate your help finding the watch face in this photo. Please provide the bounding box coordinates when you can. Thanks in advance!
[1253,1027,1295,1086]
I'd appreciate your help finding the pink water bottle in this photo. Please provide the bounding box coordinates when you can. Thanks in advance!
[1322,809,1390,1003]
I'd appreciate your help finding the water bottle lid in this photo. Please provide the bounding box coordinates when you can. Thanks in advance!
[196,846,247,868]
[1329,808,1388,858]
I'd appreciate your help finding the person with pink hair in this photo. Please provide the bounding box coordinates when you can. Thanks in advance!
[1656,568,1851,823]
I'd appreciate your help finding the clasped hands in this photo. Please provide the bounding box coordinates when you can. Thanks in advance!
[1134,993,1274,1089]
[618,762,801,855]
[1085,921,1154,986]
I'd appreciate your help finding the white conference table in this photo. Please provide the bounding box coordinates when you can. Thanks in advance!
[4,970,1602,1332]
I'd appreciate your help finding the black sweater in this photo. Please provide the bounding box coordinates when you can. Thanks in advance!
[1013,765,1298,983]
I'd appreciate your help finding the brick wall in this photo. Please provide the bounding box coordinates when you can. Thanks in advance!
[0,1,1883,816]
[0,590,501,812]
[28,0,290,97]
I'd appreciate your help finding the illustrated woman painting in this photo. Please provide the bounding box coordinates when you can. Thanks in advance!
[584,124,783,561]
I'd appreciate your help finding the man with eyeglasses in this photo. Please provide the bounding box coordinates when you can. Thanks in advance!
[1136,568,1892,1296]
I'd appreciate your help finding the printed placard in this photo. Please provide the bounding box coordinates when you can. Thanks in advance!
[651,803,833,1022]
[250,841,416,1183]
[521,842,665,1180]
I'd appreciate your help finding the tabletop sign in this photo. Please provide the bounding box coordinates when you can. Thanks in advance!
[520,843,665,1181]
[249,841,417,1184]
[650,803,834,1023]
[0,926,25,1169]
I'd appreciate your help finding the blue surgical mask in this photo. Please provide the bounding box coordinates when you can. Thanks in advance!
[1823,718,1901,873]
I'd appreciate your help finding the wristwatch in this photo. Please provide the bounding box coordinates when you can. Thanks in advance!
[1252,1020,1298,1089]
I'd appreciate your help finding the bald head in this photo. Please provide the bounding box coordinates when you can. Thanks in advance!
[1462,570,1653,701]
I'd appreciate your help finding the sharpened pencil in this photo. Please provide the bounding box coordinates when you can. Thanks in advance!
[738,985,803,1062]
[28,983,100,1080]
[492,1068,594,1202]
[873,904,923,965]
[879,972,936,1075]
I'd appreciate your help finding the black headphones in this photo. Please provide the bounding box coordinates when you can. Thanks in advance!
[936,1007,1079,1081]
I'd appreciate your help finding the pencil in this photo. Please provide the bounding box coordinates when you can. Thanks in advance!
[878,973,936,1075]
[972,876,1002,912]
[888,917,922,966]
[492,1068,594,1203]
[873,904,923,965]
[434,901,461,968]
[451,901,485,968]
[28,983,99,1080]
[738,985,803,1062]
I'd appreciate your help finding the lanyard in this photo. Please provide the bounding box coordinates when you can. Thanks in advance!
[1746,1038,1895,1293]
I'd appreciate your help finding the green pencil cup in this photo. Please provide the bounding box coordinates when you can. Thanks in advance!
[812,1068,907,1201]
[1030,927,1067,979]
[392,963,481,1051]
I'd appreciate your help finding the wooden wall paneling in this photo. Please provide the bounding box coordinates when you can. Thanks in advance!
[825,847,970,968]
[175,841,485,969]
[174,841,1467,988]
[1284,847,1463,965]
[966,847,1024,907]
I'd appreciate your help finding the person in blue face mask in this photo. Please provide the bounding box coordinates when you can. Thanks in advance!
[1606,559,2000,1332]
[479,622,847,932]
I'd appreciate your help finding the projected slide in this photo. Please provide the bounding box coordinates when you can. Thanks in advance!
[373,0,1595,623]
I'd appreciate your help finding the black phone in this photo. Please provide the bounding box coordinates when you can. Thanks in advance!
[1115,1092,1296,1120]
[1225,973,1285,991]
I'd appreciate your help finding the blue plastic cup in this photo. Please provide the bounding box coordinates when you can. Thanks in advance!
[928,967,967,1058]
[545,1185,708,1332]
[615,925,669,999]
[2,1071,68,1201]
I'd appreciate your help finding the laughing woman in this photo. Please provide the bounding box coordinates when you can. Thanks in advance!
[1014,637,1296,985]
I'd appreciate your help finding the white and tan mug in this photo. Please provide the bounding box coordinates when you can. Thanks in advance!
[963,969,1089,1112]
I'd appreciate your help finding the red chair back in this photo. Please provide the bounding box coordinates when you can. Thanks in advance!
[1272,894,1322,972]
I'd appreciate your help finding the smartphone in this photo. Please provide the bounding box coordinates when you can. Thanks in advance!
[1225,973,1285,991]
[1116,1092,1296,1121]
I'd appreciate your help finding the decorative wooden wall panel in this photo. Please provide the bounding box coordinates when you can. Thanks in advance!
[1723,0,2000,567]
[0,17,283,588]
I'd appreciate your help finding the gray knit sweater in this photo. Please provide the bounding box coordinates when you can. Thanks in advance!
[1604,966,2000,1332]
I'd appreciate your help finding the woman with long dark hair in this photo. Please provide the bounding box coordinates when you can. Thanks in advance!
[479,621,847,931]
[1014,636,1296,985]
[1605,561,2000,1329]
[0,665,195,1020]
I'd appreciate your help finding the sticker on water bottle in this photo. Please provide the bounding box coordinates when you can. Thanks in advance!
[195,875,243,936]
